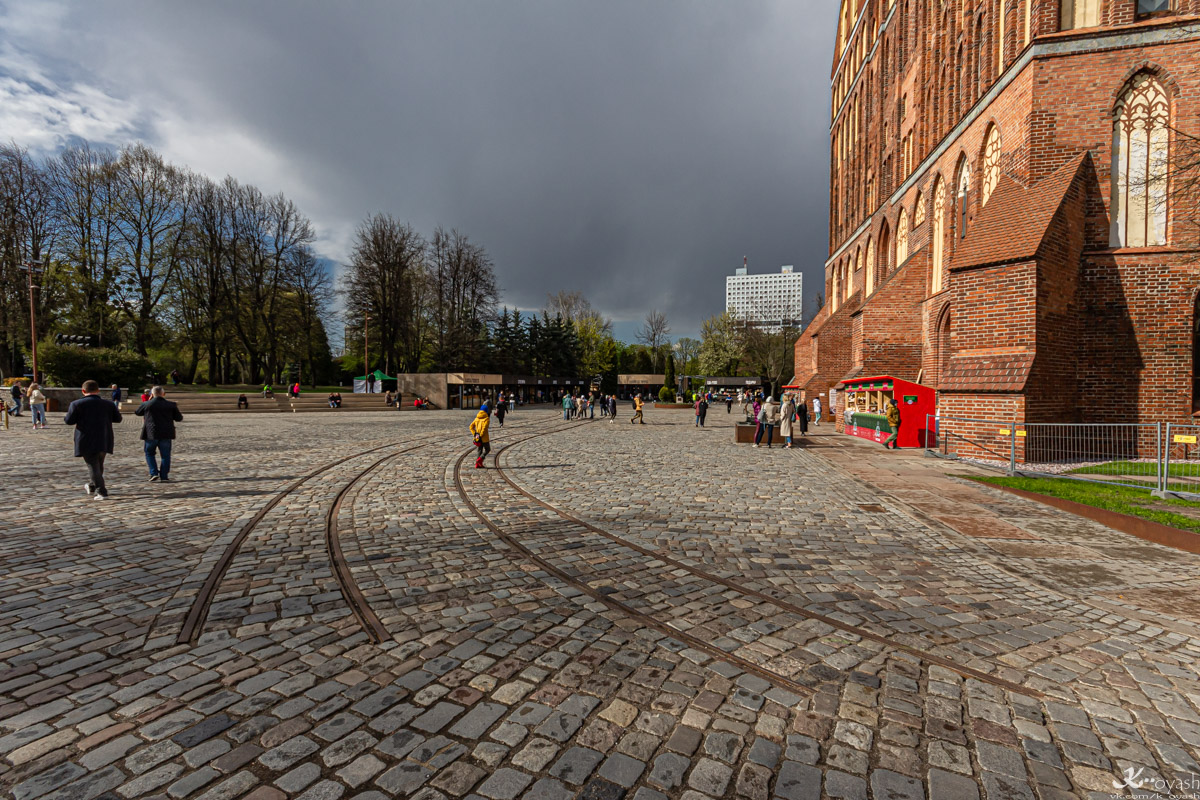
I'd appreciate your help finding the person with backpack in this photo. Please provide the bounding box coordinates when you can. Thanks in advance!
[631,394,645,424]
[135,386,184,482]
[64,380,123,500]
[754,395,778,448]
[470,403,491,469]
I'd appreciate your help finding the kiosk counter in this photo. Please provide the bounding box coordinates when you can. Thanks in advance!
[839,375,936,448]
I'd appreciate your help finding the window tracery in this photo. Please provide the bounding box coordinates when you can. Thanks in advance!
[913,191,925,227]
[1112,73,1169,247]
[866,237,876,296]
[932,176,946,293]
[896,209,909,266]
[982,126,1001,207]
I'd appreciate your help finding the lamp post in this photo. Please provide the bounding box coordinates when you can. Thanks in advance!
[19,262,42,384]
[364,313,369,393]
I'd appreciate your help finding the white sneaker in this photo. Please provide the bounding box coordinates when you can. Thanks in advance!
[752,444,759,448]
[84,483,94,496]
[92,493,106,501]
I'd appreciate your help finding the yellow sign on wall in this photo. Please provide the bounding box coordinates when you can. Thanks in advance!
[1175,434,1198,445]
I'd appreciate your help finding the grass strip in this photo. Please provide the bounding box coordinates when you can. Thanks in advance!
[971,475,1200,535]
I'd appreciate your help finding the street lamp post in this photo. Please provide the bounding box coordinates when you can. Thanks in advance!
[20,262,42,384]
[364,313,369,393]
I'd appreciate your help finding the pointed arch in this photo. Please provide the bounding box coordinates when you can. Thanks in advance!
[896,208,910,266]
[935,305,953,389]
[982,124,1002,207]
[1112,71,1169,247]
[913,189,926,227]
[865,237,876,296]
[955,154,972,240]
[932,175,947,293]
[878,221,891,281]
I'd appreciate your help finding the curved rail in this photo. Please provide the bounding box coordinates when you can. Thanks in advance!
[486,425,1040,698]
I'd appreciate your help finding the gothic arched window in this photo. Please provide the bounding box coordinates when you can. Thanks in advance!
[866,237,876,296]
[1193,293,1200,413]
[932,176,947,293]
[879,222,891,280]
[982,125,1002,207]
[913,190,925,227]
[896,208,909,266]
[1112,72,1169,247]
[956,158,971,239]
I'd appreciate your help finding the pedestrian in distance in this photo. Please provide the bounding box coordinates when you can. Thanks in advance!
[754,395,778,448]
[28,383,47,429]
[796,397,810,438]
[396,390,403,411]
[237,394,249,409]
[631,394,645,424]
[9,382,24,417]
[562,394,571,421]
[884,398,902,449]
[470,403,491,469]
[813,396,822,426]
[64,380,122,500]
[110,384,121,407]
[780,394,795,448]
[696,395,708,427]
[495,397,507,427]
[608,394,617,423]
[136,386,183,482]
[726,395,733,414]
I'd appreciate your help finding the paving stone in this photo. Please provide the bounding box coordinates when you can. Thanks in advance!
[597,752,645,787]
[550,746,605,785]
[774,761,820,800]
[928,769,978,800]
[688,757,733,795]
[869,769,924,800]
[475,768,533,800]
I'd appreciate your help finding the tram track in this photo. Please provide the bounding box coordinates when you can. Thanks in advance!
[481,423,1040,698]
[175,415,560,646]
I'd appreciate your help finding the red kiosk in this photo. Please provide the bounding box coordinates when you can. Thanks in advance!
[838,375,936,448]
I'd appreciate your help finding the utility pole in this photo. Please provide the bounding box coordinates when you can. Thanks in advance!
[364,313,369,392]
[20,262,42,384]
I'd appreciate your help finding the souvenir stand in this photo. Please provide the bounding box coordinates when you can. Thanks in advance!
[839,375,936,448]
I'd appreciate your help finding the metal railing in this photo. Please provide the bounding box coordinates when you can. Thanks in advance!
[925,416,1180,493]
[1021,423,1162,491]
[1163,423,1200,499]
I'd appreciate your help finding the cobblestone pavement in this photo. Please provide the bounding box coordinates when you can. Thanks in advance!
[2,407,1199,800]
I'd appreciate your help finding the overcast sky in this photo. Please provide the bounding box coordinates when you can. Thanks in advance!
[0,0,835,342]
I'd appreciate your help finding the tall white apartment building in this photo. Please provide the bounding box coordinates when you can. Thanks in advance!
[725,263,803,331]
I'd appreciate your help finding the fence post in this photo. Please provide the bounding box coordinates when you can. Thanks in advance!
[1008,419,1017,476]
[1161,423,1169,494]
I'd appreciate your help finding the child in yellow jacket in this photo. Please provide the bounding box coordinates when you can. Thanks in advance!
[470,405,491,468]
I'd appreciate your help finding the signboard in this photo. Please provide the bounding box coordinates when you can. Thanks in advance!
[1175,434,1198,444]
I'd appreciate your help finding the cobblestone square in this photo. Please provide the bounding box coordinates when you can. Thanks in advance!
[3,407,1200,799]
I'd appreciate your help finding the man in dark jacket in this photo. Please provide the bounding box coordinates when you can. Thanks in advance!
[135,386,183,482]
[64,380,123,500]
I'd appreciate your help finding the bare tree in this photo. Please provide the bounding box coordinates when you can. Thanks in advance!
[673,336,701,372]
[637,309,671,371]
[428,226,498,371]
[343,214,426,374]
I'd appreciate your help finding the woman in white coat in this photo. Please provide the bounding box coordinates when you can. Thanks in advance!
[779,394,795,448]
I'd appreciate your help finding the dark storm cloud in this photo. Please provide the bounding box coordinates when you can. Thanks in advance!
[0,0,836,338]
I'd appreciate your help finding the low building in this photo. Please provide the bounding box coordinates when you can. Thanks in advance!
[395,373,589,410]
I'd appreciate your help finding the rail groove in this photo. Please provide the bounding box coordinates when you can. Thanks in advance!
[491,425,1041,698]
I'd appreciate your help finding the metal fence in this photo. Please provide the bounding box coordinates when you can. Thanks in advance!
[925,416,1200,498]
[1164,424,1200,497]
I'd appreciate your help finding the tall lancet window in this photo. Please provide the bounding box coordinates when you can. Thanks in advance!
[1112,73,1169,247]
[982,126,1001,207]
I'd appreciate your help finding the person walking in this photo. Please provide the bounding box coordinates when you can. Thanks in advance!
[696,395,708,427]
[631,394,645,425]
[110,384,122,407]
[813,396,822,426]
[9,382,24,417]
[608,394,617,423]
[780,394,795,448]
[495,397,507,428]
[136,386,183,482]
[562,393,571,421]
[27,383,47,429]
[884,398,902,449]
[470,403,491,469]
[726,395,733,414]
[64,380,122,500]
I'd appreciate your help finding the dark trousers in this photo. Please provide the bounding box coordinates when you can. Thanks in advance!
[755,424,774,446]
[144,439,173,478]
[476,441,491,461]
[82,452,108,496]
[885,423,901,448]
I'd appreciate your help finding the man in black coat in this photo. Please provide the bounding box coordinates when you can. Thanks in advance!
[64,380,123,500]
[135,386,183,482]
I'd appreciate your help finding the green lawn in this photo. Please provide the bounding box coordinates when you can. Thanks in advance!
[1067,460,1195,478]
[971,475,1200,534]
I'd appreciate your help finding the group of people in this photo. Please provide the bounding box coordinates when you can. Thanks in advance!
[8,382,48,428]
[327,392,344,408]
[739,392,811,448]
[58,381,183,499]
[560,392,621,422]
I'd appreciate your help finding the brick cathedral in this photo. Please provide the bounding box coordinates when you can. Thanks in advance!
[792,0,1200,429]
